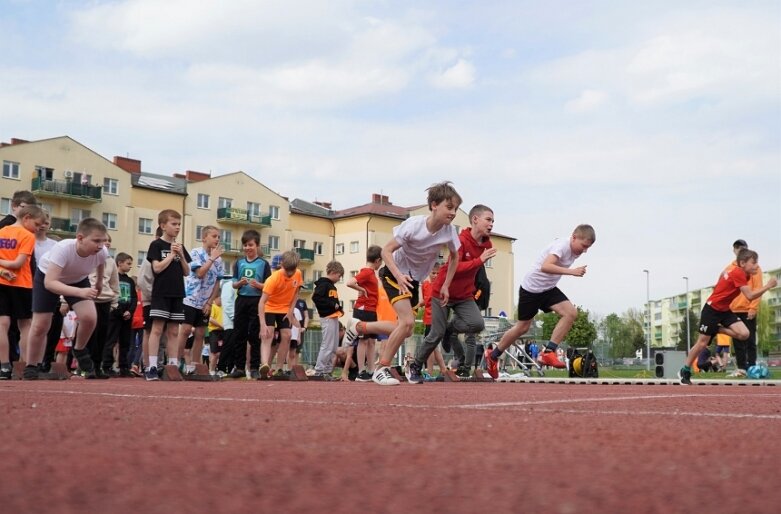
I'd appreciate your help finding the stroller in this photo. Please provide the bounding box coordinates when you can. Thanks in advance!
[480,331,545,377]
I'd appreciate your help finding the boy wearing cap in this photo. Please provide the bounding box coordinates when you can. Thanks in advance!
[227,229,270,379]
[724,239,764,377]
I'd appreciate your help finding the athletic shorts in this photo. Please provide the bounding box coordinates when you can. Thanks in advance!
[208,331,224,354]
[0,284,32,319]
[149,296,184,322]
[715,345,730,354]
[516,286,569,321]
[32,271,91,313]
[698,304,739,337]
[183,304,209,328]
[264,312,291,330]
[379,266,419,307]
[353,309,378,339]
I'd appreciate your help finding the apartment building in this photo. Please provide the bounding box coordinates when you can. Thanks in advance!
[2,135,516,319]
[645,267,781,350]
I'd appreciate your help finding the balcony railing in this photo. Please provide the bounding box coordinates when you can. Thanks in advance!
[294,247,315,263]
[216,207,272,228]
[219,241,271,258]
[48,217,78,237]
[32,177,102,202]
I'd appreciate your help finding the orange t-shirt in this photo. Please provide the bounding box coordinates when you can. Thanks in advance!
[715,333,731,347]
[262,269,303,314]
[0,224,35,288]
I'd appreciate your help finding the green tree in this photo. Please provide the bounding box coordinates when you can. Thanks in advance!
[674,309,699,351]
[756,299,773,356]
[540,307,597,348]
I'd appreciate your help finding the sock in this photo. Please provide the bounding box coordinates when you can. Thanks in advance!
[149,356,158,368]
[491,348,503,360]
[545,341,559,352]
[185,363,196,373]
[168,357,179,366]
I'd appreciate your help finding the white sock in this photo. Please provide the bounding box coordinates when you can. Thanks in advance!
[149,356,158,368]
[168,357,179,366]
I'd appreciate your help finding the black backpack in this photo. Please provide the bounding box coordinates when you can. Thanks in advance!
[566,348,599,378]
[474,265,491,311]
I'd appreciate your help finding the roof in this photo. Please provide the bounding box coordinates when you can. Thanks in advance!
[131,171,188,195]
[290,198,334,218]
[333,201,410,220]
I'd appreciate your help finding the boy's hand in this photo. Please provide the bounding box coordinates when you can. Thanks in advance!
[210,245,224,261]
[340,374,351,382]
[260,325,274,340]
[123,310,131,320]
[81,287,99,300]
[768,278,778,289]
[571,265,587,277]
[59,303,69,316]
[480,248,497,262]
[439,285,450,306]
[237,277,249,287]
[202,302,212,315]
[0,269,16,281]
[396,274,413,294]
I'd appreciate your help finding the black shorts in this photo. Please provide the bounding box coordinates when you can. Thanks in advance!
[353,309,378,339]
[32,271,91,313]
[150,296,184,322]
[183,304,209,328]
[517,286,569,321]
[0,285,32,319]
[379,266,419,307]
[209,330,224,354]
[264,312,291,330]
[143,305,153,331]
[699,304,740,337]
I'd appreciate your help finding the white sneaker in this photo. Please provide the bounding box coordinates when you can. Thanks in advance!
[343,318,362,345]
[727,369,746,378]
[372,366,400,386]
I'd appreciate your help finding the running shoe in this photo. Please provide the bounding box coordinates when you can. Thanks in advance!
[405,362,424,384]
[372,366,400,386]
[455,365,471,378]
[145,366,160,381]
[678,367,692,385]
[259,364,270,380]
[355,370,373,382]
[538,350,566,369]
[483,348,499,379]
[0,367,12,380]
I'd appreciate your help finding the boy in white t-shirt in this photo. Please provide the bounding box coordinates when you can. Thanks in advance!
[483,224,596,378]
[342,181,462,385]
[25,218,109,380]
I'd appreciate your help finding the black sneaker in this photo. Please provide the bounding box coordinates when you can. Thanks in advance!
[405,362,424,384]
[355,370,373,382]
[0,367,11,380]
[118,368,133,378]
[144,366,160,381]
[228,369,245,379]
[678,367,692,385]
[23,365,39,380]
[249,369,261,380]
[455,365,471,378]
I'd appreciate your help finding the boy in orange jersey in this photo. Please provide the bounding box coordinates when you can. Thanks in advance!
[679,248,777,385]
[0,205,46,379]
[725,239,764,377]
[258,250,302,378]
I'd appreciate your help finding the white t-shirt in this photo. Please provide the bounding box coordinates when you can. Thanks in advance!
[391,215,460,282]
[35,237,57,262]
[38,239,109,284]
[521,238,578,293]
[291,307,303,342]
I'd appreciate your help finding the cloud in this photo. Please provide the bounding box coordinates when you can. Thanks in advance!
[428,58,476,89]
[566,89,608,112]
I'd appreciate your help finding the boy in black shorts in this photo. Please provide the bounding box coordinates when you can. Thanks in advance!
[145,209,191,381]
[679,248,776,384]
[483,224,596,379]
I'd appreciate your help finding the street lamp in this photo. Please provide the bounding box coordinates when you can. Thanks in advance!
[643,269,650,371]
[683,276,691,353]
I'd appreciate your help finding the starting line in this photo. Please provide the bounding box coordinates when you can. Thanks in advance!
[495,375,778,386]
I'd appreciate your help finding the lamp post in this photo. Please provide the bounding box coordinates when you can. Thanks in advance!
[683,276,691,353]
[643,269,651,371]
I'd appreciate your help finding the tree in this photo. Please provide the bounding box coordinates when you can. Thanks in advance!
[540,306,597,348]
[674,309,699,351]
[756,299,774,356]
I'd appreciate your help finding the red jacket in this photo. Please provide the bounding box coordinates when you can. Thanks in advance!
[433,228,492,302]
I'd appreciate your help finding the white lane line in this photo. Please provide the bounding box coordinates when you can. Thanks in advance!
[498,407,781,420]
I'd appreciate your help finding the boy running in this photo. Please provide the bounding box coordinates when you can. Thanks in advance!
[483,224,596,379]
[679,248,776,385]
[343,181,462,386]
[346,245,382,381]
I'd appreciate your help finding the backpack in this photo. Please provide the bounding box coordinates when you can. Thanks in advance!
[566,348,599,378]
[474,265,491,311]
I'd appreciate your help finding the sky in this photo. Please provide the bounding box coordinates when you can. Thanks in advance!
[1,0,779,318]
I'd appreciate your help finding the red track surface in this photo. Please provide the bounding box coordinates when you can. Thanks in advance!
[2,380,779,513]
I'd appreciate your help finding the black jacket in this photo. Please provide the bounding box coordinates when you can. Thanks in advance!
[312,277,343,318]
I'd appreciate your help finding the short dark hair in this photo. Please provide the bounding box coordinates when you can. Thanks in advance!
[733,239,748,249]
[366,245,382,263]
[468,204,493,221]
[241,229,260,246]
[11,190,37,208]
[326,260,345,276]
[115,252,133,264]
[426,181,462,210]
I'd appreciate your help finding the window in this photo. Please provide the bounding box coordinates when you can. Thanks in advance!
[195,225,203,240]
[70,208,90,226]
[335,243,344,255]
[102,212,118,230]
[137,251,147,267]
[269,205,280,220]
[107,248,116,258]
[268,235,279,251]
[197,193,210,209]
[138,217,153,234]
[73,172,92,185]
[103,178,119,195]
[2,161,20,179]
[313,241,323,255]
[219,229,232,247]
[35,166,54,181]
[247,201,261,217]
[218,197,232,209]
[485,258,493,268]
[0,198,10,215]
[313,270,323,281]
[293,239,305,249]
[350,241,359,253]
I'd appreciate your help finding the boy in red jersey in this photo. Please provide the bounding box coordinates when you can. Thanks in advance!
[346,245,382,381]
[679,248,776,384]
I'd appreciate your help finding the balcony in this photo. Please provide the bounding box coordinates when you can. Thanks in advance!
[220,241,271,258]
[32,177,102,203]
[48,217,78,237]
[300,281,314,293]
[295,247,315,263]
[216,207,272,228]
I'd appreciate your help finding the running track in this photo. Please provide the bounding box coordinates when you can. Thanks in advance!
[2,380,779,513]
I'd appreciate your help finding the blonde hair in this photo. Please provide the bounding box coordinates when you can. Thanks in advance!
[573,224,596,243]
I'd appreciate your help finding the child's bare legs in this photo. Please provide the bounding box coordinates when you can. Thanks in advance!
[549,301,578,344]
[15,318,31,365]
[357,338,375,373]
[147,319,166,368]
[496,320,533,352]
[378,300,415,367]
[275,329,291,371]
[55,351,68,365]
[188,326,207,370]
[0,316,11,364]
[365,339,375,372]
[260,329,273,371]
[26,312,54,365]
[287,346,298,367]
[165,323,180,364]
[685,334,713,367]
